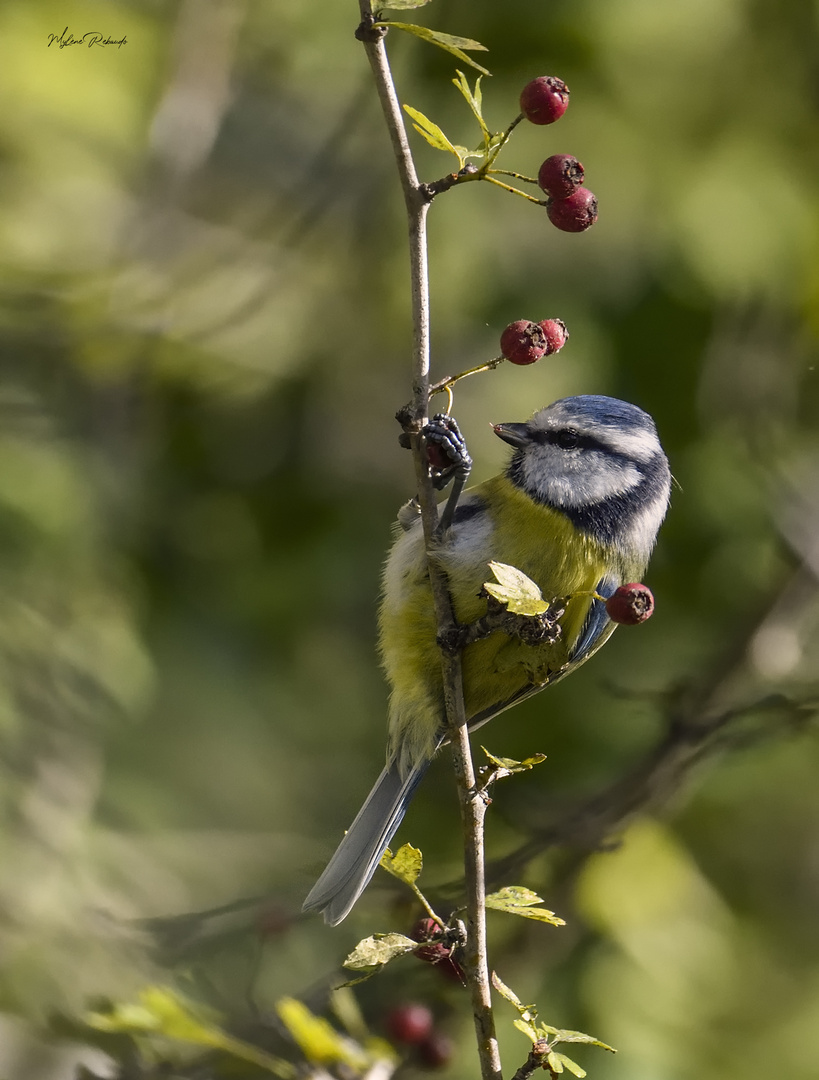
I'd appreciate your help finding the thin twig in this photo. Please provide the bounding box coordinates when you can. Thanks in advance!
[355,5,501,1078]
[511,1040,551,1080]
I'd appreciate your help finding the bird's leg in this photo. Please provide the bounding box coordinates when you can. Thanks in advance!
[421,414,473,535]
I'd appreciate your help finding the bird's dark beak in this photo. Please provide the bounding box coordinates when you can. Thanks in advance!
[492,422,529,448]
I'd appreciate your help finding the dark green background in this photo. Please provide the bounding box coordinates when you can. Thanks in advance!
[0,0,818,1077]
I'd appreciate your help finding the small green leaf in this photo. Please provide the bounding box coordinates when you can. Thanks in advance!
[491,971,538,1023]
[452,70,489,139]
[383,23,491,76]
[547,1051,564,1073]
[380,0,434,8]
[484,561,550,615]
[343,932,418,970]
[553,1054,587,1077]
[380,842,423,884]
[486,886,566,926]
[403,105,465,165]
[482,747,547,772]
[513,1017,541,1042]
[540,1026,616,1053]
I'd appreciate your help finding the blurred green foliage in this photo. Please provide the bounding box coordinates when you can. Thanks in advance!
[0,0,817,1077]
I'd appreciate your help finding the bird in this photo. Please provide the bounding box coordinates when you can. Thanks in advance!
[303,394,671,925]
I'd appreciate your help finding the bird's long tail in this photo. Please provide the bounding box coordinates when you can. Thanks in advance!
[302,757,430,926]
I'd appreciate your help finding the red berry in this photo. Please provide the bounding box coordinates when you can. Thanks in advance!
[411,918,452,963]
[546,187,598,233]
[538,154,585,199]
[538,319,569,355]
[418,1032,455,1069]
[520,76,569,125]
[386,1004,435,1045]
[500,320,547,365]
[411,917,441,942]
[605,584,655,625]
[426,444,451,472]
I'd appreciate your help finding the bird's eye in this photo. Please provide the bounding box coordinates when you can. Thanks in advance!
[554,429,580,450]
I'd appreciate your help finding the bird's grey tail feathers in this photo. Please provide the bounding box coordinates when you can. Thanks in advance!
[302,758,430,926]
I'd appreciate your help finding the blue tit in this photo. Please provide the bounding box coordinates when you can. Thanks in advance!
[303,394,670,925]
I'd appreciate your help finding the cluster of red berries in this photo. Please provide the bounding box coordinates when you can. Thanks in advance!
[499,318,569,366]
[519,77,598,234]
[386,1003,454,1069]
[381,919,465,1065]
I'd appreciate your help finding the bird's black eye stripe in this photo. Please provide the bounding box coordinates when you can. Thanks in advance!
[529,426,598,451]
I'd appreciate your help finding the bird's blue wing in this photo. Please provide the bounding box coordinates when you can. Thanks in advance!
[570,574,618,664]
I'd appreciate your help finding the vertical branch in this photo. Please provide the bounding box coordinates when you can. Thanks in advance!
[355,5,501,1079]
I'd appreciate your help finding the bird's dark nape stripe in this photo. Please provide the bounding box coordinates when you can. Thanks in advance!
[561,456,669,545]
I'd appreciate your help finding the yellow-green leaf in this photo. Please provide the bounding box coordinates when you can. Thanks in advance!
[547,1051,564,1073]
[343,932,418,970]
[540,1026,616,1053]
[513,1017,541,1042]
[277,998,368,1070]
[553,1053,587,1078]
[482,747,547,771]
[491,971,537,1022]
[87,987,295,1077]
[452,70,489,138]
[486,886,566,926]
[403,105,465,164]
[384,23,491,76]
[484,561,550,615]
[380,842,423,884]
[380,0,433,8]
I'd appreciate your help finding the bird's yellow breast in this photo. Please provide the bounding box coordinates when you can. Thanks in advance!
[379,475,639,774]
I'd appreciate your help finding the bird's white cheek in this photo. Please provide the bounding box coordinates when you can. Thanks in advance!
[526,453,642,508]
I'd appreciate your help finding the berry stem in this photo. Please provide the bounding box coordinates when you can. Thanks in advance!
[429,356,506,401]
[482,174,544,203]
[408,879,447,928]
[482,113,524,171]
[489,168,539,185]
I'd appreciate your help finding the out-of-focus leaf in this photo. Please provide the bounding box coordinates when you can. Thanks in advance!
[383,23,491,75]
[380,842,423,884]
[343,932,418,970]
[87,987,295,1076]
[486,886,565,926]
[485,561,550,615]
[277,997,369,1070]
[380,0,434,7]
